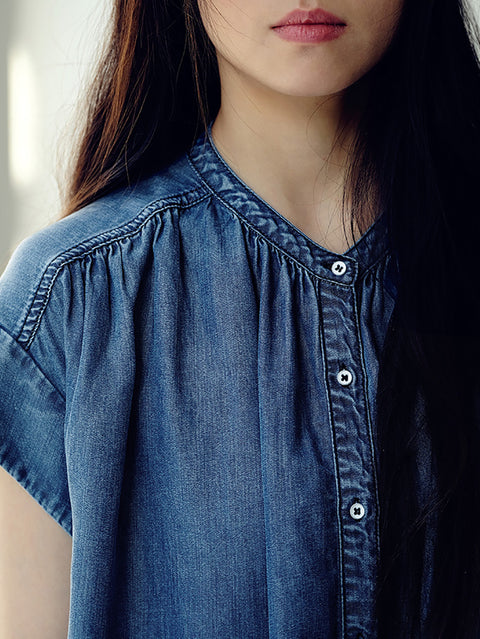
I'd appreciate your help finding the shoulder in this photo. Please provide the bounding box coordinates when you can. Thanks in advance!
[0,152,209,342]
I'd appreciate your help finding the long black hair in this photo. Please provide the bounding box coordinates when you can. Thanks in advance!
[60,0,480,635]
[357,2,480,636]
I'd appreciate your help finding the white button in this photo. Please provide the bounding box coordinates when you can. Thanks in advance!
[331,260,347,276]
[350,502,365,520]
[337,369,353,386]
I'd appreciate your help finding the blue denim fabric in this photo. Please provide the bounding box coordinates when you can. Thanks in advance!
[0,121,400,638]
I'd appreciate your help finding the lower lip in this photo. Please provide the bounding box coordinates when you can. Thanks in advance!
[272,24,346,43]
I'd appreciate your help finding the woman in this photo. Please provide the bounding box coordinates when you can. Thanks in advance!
[1,0,480,637]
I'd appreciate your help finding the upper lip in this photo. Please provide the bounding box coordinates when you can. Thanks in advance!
[272,8,346,27]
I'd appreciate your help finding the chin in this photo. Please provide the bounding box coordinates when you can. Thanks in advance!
[259,68,351,98]
[271,80,352,99]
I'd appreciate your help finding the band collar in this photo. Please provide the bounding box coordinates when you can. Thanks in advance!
[188,120,389,284]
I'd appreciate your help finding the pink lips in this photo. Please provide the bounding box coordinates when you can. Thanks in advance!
[272,8,346,28]
[272,7,347,43]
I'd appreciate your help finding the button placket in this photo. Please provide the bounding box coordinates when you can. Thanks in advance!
[318,272,379,639]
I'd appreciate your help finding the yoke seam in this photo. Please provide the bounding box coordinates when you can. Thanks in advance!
[19,191,209,351]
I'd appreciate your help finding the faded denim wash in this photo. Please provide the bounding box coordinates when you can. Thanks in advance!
[0,121,402,638]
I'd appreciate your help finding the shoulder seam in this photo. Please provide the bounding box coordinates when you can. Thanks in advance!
[19,190,209,350]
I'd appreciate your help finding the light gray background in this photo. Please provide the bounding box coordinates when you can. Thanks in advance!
[0,0,107,273]
[1,0,479,274]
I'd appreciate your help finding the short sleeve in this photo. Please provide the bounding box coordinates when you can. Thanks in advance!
[0,234,72,536]
[0,327,71,534]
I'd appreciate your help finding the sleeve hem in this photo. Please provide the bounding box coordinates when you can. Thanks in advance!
[0,457,73,537]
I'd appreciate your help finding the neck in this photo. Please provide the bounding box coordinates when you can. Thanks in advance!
[210,65,373,252]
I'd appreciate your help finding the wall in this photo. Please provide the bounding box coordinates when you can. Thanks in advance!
[0,0,107,273]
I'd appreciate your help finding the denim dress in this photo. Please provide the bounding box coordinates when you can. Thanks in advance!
[0,122,399,638]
